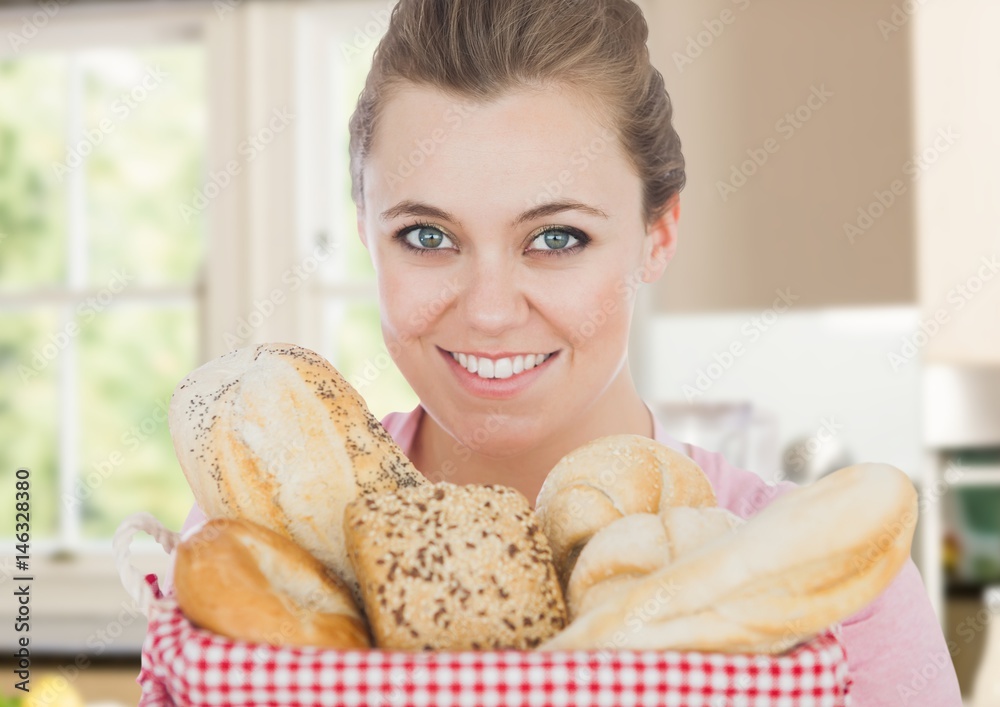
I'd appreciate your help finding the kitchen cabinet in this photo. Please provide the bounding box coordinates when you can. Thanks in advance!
[642,0,915,313]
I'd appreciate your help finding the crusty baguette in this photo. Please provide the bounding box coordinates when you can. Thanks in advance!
[540,462,917,653]
[168,343,425,602]
[174,518,371,648]
[534,434,716,585]
[344,483,567,650]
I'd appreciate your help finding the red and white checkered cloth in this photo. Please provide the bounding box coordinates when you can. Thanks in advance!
[137,574,852,707]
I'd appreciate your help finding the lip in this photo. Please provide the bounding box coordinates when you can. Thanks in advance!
[443,349,556,359]
[438,346,559,400]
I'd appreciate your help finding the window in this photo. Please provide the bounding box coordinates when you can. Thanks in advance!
[0,28,205,549]
[297,0,419,422]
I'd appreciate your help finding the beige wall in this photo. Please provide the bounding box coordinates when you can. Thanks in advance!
[643,0,915,312]
[913,0,1000,365]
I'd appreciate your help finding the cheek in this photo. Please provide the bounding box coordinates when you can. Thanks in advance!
[376,261,458,341]
[562,265,641,349]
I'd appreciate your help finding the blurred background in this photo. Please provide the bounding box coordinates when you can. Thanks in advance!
[0,0,998,704]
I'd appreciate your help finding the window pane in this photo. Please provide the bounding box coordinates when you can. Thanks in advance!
[327,32,376,284]
[0,55,68,290]
[77,304,197,538]
[84,45,205,287]
[326,299,417,421]
[0,309,61,539]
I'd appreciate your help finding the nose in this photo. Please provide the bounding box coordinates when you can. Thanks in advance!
[458,257,529,338]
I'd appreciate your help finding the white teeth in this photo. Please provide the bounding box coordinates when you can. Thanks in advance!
[493,358,513,379]
[450,350,552,378]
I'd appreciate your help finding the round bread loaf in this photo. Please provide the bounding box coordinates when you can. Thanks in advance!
[174,517,371,648]
[534,434,716,586]
[344,483,567,650]
[168,343,426,601]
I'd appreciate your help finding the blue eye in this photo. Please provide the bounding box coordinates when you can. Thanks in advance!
[396,224,456,254]
[528,228,588,255]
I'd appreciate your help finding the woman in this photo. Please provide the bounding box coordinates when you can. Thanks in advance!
[181,0,962,702]
[349,1,962,702]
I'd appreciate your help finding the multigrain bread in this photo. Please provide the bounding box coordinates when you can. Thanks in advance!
[168,343,425,602]
[174,518,371,648]
[344,483,567,650]
[533,434,717,586]
[540,462,918,653]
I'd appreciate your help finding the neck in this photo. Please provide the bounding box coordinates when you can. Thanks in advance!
[408,368,655,507]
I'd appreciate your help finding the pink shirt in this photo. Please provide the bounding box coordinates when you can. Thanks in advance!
[171,402,962,705]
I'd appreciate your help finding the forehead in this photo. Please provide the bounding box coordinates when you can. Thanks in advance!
[364,83,638,223]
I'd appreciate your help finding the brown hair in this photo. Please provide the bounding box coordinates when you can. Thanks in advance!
[348,0,685,228]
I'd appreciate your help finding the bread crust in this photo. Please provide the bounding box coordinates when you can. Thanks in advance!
[534,434,716,585]
[344,483,567,650]
[174,518,371,648]
[168,343,425,601]
[540,463,918,653]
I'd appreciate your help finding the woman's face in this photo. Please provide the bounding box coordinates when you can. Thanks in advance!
[358,83,675,455]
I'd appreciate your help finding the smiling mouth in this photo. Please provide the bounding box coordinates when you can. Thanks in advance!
[446,350,557,379]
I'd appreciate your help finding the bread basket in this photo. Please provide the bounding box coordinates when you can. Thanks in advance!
[115,512,853,707]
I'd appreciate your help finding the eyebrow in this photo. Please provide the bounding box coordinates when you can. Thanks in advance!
[379,199,610,229]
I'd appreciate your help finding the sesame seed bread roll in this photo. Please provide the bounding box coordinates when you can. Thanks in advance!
[174,518,371,649]
[168,343,425,601]
[534,434,717,586]
[344,483,568,650]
